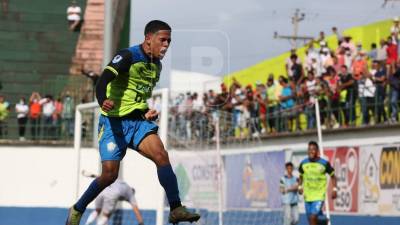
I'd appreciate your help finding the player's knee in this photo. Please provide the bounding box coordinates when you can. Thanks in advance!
[100,170,118,185]
[153,149,169,166]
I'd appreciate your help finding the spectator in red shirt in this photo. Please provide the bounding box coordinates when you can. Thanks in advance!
[29,92,42,140]
[387,36,398,65]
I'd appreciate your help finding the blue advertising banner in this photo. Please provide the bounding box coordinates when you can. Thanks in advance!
[225,151,285,209]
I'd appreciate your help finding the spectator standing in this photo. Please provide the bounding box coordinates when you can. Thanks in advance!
[338,65,356,127]
[387,36,398,65]
[280,162,299,225]
[0,95,9,138]
[358,70,376,125]
[325,67,340,128]
[372,61,388,123]
[352,51,368,81]
[15,97,29,141]
[266,75,279,133]
[245,85,261,138]
[377,39,388,65]
[53,98,64,139]
[67,0,82,31]
[286,50,301,78]
[40,95,55,139]
[62,93,75,137]
[368,43,378,61]
[388,60,400,123]
[29,92,42,140]
[279,77,295,132]
[305,71,317,129]
[255,82,267,134]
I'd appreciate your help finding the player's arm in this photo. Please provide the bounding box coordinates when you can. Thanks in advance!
[298,163,304,195]
[131,204,144,225]
[325,161,338,199]
[279,177,286,194]
[96,50,132,111]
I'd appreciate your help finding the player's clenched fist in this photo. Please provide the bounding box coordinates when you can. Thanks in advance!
[144,109,158,121]
[102,99,114,112]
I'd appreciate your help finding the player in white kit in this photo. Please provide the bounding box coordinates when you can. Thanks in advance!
[84,179,144,225]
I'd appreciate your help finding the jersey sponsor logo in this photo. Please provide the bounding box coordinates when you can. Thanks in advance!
[107,142,117,152]
[112,55,123,63]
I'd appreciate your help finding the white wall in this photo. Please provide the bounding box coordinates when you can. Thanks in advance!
[0,147,163,210]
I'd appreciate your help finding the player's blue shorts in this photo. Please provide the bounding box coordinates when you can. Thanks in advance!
[98,114,158,161]
[305,201,324,217]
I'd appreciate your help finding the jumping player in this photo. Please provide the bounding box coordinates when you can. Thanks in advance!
[84,179,144,225]
[66,20,201,225]
[298,141,337,225]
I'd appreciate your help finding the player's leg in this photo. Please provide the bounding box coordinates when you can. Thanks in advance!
[291,204,299,225]
[137,133,200,224]
[283,204,290,225]
[66,161,120,225]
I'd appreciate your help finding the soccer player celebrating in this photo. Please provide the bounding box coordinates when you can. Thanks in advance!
[298,141,337,225]
[66,20,201,225]
[84,179,144,225]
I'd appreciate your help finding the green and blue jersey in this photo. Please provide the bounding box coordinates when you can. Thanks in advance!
[299,157,334,202]
[102,45,161,117]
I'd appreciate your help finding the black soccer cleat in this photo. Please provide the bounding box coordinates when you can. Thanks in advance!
[168,206,201,224]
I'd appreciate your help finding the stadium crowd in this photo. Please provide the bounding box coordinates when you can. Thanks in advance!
[0,92,75,141]
[168,20,400,141]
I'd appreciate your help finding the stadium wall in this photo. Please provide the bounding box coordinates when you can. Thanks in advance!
[1,135,400,225]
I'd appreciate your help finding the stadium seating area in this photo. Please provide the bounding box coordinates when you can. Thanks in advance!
[0,0,87,102]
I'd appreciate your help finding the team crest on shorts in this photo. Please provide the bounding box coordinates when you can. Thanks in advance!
[107,142,117,152]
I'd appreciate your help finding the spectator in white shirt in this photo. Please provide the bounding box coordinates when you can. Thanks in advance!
[15,97,29,141]
[67,0,82,31]
[358,71,376,125]
[40,95,55,139]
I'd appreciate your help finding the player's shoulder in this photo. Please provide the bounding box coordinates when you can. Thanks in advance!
[126,44,161,66]
[300,158,310,165]
[317,157,329,166]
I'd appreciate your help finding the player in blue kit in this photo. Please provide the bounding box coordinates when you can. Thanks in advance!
[66,20,200,225]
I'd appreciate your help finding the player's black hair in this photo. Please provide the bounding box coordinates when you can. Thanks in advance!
[308,141,319,149]
[144,20,171,35]
[285,162,294,168]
